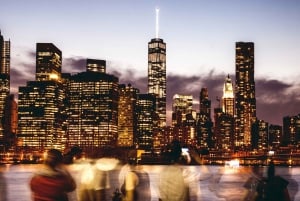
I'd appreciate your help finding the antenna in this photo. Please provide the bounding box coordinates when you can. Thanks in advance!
[155,8,159,38]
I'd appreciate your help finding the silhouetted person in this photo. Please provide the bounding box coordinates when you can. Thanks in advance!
[30,149,76,201]
[256,161,291,201]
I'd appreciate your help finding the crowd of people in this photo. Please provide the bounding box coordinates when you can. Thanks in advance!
[29,143,292,201]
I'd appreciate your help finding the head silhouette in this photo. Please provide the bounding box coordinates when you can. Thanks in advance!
[45,149,63,168]
[169,140,182,163]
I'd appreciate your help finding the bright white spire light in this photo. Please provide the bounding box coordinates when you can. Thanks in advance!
[156,8,159,38]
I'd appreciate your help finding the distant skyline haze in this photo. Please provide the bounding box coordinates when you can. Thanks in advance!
[1,0,300,126]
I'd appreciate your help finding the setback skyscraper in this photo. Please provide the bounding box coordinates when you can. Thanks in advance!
[18,43,65,150]
[235,42,256,149]
[148,9,166,128]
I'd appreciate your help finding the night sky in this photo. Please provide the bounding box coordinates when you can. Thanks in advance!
[1,0,300,125]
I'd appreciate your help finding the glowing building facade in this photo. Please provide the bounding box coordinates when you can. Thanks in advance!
[136,93,156,149]
[86,59,106,73]
[0,31,10,142]
[18,81,66,150]
[222,75,234,116]
[36,43,62,81]
[172,94,193,126]
[66,71,119,152]
[117,84,139,147]
[18,43,65,151]
[148,38,166,128]
[235,42,256,148]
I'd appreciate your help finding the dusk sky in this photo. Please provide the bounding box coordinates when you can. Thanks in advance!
[1,0,300,126]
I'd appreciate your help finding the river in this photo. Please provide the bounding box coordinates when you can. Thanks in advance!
[0,163,299,201]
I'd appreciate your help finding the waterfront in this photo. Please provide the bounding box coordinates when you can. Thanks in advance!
[0,163,300,201]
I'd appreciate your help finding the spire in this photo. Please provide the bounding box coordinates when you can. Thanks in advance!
[155,8,159,38]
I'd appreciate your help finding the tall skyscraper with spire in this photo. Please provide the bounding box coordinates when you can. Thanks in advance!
[0,30,10,142]
[235,42,256,148]
[148,9,166,128]
[222,75,234,116]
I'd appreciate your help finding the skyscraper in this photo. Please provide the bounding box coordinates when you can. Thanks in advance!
[222,75,234,116]
[117,84,139,147]
[0,31,10,143]
[148,9,166,128]
[66,71,119,152]
[36,43,62,81]
[235,42,256,148]
[18,43,65,151]
[18,81,66,150]
[136,93,156,149]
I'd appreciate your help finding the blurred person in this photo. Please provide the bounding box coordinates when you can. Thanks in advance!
[119,160,151,201]
[158,140,190,201]
[255,160,291,201]
[0,170,7,201]
[78,160,110,201]
[30,149,76,201]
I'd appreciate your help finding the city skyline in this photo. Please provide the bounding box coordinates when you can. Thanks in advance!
[1,1,300,125]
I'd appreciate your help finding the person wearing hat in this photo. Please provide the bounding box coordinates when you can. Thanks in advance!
[30,149,76,201]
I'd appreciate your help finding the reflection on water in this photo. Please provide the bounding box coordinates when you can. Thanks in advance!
[0,163,299,201]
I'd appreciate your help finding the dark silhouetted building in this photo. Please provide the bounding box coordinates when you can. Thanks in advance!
[283,114,300,146]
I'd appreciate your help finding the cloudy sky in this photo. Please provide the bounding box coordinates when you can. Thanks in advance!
[1,0,300,126]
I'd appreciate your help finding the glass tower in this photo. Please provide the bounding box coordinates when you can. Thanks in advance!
[235,42,256,148]
[148,38,166,128]
[222,75,234,116]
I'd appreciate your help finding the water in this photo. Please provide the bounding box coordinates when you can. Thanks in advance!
[0,163,300,201]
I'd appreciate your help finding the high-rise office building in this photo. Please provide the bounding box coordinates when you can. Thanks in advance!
[66,71,119,152]
[268,124,282,150]
[117,84,139,147]
[283,114,300,146]
[235,42,256,148]
[197,88,213,149]
[0,31,10,143]
[148,10,166,128]
[136,93,156,150]
[222,75,234,116]
[251,119,268,151]
[18,81,66,150]
[172,94,193,126]
[86,59,106,73]
[36,43,62,81]
[18,43,65,151]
